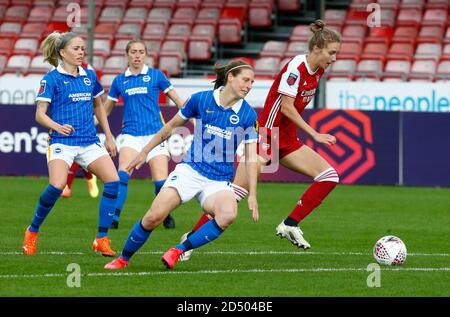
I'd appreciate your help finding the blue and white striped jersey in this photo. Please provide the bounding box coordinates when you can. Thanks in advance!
[107,65,173,136]
[36,65,104,146]
[179,88,258,182]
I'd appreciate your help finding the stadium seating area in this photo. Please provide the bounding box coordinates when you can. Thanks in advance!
[0,0,285,84]
[2,0,450,86]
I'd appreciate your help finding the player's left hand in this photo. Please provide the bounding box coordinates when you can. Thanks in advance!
[313,133,336,146]
[126,151,147,173]
[248,194,259,222]
[104,137,117,158]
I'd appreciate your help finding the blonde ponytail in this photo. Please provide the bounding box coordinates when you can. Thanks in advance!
[41,32,63,67]
[41,31,79,67]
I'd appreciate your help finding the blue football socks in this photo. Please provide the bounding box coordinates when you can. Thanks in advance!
[97,181,119,238]
[29,184,63,233]
[176,219,224,251]
[113,170,129,223]
[121,220,152,261]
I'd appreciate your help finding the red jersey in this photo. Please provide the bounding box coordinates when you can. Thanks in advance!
[258,54,324,132]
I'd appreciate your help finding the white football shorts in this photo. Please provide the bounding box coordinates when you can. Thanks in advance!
[162,163,233,207]
[117,134,169,163]
[46,142,109,169]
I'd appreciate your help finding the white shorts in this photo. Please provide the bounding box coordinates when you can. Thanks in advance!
[46,142,109,169]
[118,134,169,163]
[163,163,233,207]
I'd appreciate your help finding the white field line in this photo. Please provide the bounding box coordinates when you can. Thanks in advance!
[1,267,450,279]
[1,250,450,257]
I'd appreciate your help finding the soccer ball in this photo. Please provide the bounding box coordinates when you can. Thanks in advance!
[373,235,407,266]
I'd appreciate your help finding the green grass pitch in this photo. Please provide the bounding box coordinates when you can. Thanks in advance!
[0,176,449,297]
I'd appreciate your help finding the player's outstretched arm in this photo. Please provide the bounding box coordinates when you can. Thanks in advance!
[126,113,187,172]
[280,95,336,146]
[245,141,259,222]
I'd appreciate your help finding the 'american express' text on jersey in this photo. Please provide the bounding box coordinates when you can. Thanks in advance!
[107,65,173,136]
[36,65,103,146]
[178,89,258,182]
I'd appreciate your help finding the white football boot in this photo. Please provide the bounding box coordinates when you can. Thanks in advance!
[276,221,311,249]
[178,232,194,261]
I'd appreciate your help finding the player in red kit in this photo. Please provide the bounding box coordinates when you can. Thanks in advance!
[180,20,341,261]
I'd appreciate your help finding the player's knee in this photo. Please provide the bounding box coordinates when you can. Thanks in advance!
[215,205,238,228]
[232,183,248,202]
[50,182,66,190]
[141,212,163,230]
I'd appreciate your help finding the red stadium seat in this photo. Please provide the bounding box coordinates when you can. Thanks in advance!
[197,7,221,23]
[435,60,450,79]
[92,55,105,71]
[28,6,53,23]
[422,8,447,27]
[0,37,15,55]
[0,22,22,38]
[355,59,383,77]
[425,0,449,10]
[324,9,347,27]
[161,36,188,56]
[384,60,411,80]
[143,37,163,53]
[396,9,422,26]
[173,7,198,24]
[342,25,367,42]
[22,22,47,37]
[103,55,128,74]
[94,22,119,40]
[28,55,52,74]
[409,59,436,80]
[159,51,184,77]
[147,7,173,22]
[284,41,308,58]
[98,6,125,23]
[277,0,300,12]
[392,26,419,43]
[218,19,243,44]
[115,22,143,40]
[4,54,31,74]
[188,35,213,61]
[191,23,216,39]
[168,23,193,37]
[123,7,149,23]
[387,42,414,61]
[3,5,30,23]
[143,22,168,38]
[13,37,38,56]
[93,39,112,58]
[417,26,444,43]
[345,8,371,26]
[248,3,272,28]
[337,42,362,61]
[260,41,287,57]
[254,56,280,77]
[329,59,357,78]
[414,43,442,62]
[361,43,388,61]
[366,27,394,43]
[400,0,424,10]
[289,25,311,42]
[111,39,129,56]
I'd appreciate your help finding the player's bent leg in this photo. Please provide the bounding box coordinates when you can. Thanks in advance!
[166,191,236,269]
[105,187,181,269]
